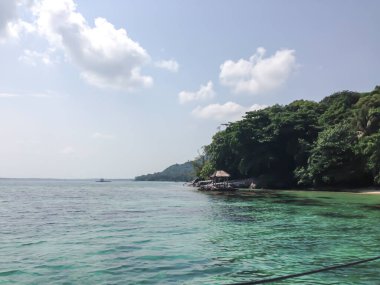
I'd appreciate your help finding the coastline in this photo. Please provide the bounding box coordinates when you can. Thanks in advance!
[357,191,380,195]
[232,187,380,196]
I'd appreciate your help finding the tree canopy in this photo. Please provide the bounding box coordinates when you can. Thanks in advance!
[197,86,380,188]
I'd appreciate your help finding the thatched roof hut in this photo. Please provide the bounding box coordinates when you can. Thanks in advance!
[210,170,230,178]
[210,170,230,186]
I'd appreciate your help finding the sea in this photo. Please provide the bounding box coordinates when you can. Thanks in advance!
[0,179,379,284]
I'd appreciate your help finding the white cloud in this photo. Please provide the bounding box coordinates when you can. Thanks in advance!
[29,92,55,98]
[0,0,20,40]
[179,81,215,104]
[0,0,35,41]
[220,47,296,94]
[192,102,267,121]
[0,92,20,98]
[31,0,152,90]
[155,59,179,72]
[19,49,56,66]
[92,132,115,140]
[0,91,56,98]
[248,104,268,112]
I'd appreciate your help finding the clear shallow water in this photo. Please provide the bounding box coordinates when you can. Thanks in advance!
[0,180,379,285]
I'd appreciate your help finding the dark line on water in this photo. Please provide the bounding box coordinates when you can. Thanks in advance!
[228,255,380,285]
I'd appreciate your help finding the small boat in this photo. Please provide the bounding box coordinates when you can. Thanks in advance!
[96,178,111,182]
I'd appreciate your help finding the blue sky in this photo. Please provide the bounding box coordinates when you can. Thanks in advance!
[0,0,378,178]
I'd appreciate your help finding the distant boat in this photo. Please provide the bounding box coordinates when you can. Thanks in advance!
[96,178,111,182]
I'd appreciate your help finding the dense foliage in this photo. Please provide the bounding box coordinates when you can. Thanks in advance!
[197,86,380,188]
[135,161,195,182]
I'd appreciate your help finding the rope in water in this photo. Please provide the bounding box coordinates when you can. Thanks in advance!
[228,255,380,285]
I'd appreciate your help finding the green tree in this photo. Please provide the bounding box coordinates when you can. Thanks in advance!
[357,132,380,185]
[353,91,380,136]
[200,86,380,189]
[205,101,323,187]
[319,91,360,126]
[296,124,368,187]
[199,160,215,180]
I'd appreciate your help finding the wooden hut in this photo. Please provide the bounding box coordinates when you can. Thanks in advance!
[210,170,231,187]
[197,170,236,191]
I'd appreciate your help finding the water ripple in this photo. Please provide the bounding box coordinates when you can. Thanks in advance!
[0,180,379,284]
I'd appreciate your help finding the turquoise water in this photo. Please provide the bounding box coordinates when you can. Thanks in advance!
[0,180,379,284]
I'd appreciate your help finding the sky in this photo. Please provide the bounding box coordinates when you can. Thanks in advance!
[0,0,379,179]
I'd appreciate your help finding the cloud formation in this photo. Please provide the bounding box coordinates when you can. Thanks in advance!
[220,47,296,94]
[0,0,17,38]
[179,81,215,104]
[192,102,267,121]
[0,90,57,98]
[19,48,56,66]
[155,59,179,72]
[31,0,152,90]
[0,92,19,98]
[0,0,33,40]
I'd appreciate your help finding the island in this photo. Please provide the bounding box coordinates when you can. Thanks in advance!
[134,161,195,182]
[136,86,380,190]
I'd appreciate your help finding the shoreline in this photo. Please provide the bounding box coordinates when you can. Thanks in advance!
[357,191,380,195]
[235,188,380,195]
[189,178,380,194]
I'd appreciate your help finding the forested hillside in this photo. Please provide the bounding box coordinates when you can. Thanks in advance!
[196,86,380,189]
[135,161,195,182]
